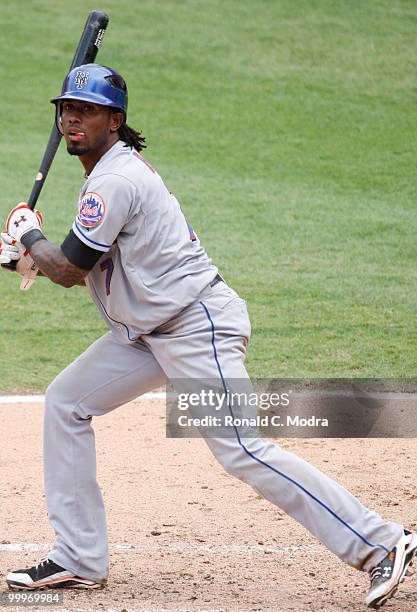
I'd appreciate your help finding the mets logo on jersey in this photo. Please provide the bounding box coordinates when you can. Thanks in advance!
[77,192,106,228]
[74,70,89,89]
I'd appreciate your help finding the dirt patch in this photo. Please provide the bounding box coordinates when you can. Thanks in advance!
[0,398,416,611]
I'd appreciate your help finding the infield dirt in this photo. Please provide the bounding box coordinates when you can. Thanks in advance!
[1,398,416,611]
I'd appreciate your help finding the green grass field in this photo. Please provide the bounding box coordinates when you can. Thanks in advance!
[1,0,417,392]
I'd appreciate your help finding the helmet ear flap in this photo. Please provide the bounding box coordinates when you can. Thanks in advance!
[55,102,64,136]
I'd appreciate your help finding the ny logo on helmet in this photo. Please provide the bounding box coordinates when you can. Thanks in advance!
[74,71,89,89]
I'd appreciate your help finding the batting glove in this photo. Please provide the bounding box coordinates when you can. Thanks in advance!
[0,231,40,291]
[6,204,43,243]
[0,232,20,264]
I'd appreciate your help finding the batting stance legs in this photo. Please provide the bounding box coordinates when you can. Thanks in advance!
[44,282,402,582]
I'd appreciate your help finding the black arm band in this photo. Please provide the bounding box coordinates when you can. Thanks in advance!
[61,230,104,270]
[21,229,46,250]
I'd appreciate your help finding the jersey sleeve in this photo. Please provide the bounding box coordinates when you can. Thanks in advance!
[72,174,137,253]
[61,230,104,270]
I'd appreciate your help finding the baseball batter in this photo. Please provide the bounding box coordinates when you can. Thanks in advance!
[0,64,415,609]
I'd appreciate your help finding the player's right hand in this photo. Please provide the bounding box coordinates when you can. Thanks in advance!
[5,204,43,244]
[0,232,20,264]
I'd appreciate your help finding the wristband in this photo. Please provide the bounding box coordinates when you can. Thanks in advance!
[21,229,46,250]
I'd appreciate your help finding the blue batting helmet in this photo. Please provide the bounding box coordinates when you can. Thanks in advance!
[51,63,128,115]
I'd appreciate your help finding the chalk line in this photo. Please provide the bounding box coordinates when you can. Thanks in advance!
[0,542,322,556]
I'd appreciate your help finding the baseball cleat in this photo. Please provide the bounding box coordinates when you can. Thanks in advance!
[365,530,417,609]
[6,558,105,590]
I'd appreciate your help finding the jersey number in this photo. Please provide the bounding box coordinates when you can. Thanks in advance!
[100,257,114,296]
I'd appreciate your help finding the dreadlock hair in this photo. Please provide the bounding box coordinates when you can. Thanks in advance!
[118,121,146,152]
[103,72,145,151]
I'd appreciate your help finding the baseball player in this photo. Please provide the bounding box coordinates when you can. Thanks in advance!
[0,64,415,609]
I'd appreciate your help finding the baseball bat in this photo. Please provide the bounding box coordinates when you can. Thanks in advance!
[2,10,109,271]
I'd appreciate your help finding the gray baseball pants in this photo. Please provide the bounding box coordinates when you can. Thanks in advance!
[44,282,402,581]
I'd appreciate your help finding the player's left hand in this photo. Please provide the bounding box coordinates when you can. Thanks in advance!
[5,203,43,243]
[0,232,40,290]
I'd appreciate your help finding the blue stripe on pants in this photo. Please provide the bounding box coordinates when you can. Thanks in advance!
[199,299,389,555]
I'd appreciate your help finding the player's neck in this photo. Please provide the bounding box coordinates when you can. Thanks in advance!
[79,135,120,175]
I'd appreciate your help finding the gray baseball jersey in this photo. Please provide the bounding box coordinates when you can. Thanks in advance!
[71,140,218,338]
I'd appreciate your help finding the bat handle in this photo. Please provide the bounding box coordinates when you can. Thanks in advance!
[1,128,61,272]
[28,125,62,211]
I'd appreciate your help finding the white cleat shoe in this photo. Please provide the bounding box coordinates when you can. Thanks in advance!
[366,530,417,609]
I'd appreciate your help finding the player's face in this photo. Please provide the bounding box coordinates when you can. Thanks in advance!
[59,100,123,170]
